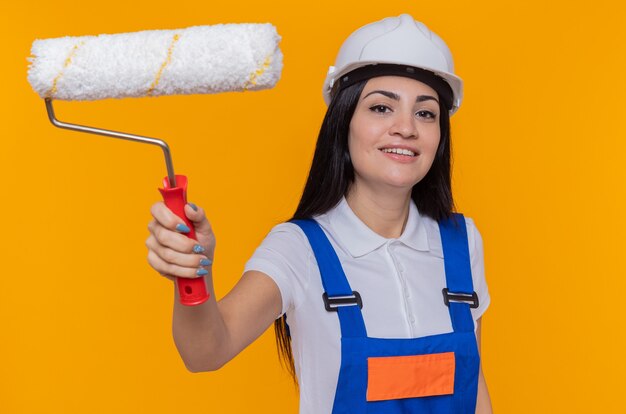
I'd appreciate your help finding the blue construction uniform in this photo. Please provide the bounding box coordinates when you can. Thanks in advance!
[291,213,480,413]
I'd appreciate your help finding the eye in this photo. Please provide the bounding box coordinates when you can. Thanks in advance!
[416,110,437,119]
[369,104,392,114]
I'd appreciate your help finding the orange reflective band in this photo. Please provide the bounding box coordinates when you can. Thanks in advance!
[366,352,456,402]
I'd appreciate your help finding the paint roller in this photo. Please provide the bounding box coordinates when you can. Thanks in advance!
[27,23,283,306]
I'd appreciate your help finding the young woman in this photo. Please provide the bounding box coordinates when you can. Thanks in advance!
[145,14,493,413]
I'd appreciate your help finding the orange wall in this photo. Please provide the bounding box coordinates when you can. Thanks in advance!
[2,0,625,412]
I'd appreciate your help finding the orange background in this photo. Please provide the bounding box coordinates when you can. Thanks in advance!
[2,0,625,412]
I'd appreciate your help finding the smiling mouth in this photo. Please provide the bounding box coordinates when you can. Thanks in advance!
[379,148,419,157]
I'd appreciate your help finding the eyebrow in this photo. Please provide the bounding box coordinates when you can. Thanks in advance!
[362,90,439,104]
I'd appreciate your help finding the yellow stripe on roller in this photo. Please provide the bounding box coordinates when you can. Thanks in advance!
[147,33,181,96]
[243,55,272,91]
[46,41,85,98]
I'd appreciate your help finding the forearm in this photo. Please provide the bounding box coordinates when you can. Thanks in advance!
[171,271,230,372]
[476,365,493,413]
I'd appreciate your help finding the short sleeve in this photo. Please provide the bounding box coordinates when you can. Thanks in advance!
[243,222,312,318]
[465,217,491,321]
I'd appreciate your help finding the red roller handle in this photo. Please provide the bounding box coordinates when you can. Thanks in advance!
[158,174,209,306]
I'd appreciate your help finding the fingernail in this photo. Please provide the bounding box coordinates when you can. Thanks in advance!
[200,258,212,266]
[176,223,190,233]
[193,244,205,254]
[188,203,198,212]
[196,268,208,276]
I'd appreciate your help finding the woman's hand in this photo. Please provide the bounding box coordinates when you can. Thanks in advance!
[145,202,216,282]
[145,201,282,372]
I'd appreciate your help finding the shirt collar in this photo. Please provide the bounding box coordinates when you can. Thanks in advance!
[322,196,431,258]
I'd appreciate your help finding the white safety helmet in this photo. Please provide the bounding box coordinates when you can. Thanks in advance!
[323,14,463,115]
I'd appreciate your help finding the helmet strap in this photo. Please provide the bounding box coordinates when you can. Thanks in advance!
[333,64,453,111]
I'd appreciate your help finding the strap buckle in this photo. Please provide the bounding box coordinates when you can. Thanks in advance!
[322,291,363,312]
[442,288,479,309]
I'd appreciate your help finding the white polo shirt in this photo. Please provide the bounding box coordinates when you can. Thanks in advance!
[244,196,490,414]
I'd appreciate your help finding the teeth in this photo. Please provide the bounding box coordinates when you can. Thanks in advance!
[381,148,416,156]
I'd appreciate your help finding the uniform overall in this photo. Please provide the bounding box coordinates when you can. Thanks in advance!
[291,213,480,413]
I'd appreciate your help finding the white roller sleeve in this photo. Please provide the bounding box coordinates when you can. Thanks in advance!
[27,23,283,100]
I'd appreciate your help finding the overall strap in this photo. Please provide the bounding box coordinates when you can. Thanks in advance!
[438,213,477,333]
[290,219,367,338]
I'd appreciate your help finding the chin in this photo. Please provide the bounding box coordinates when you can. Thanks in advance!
[384,174,424,189]
[382,180,420,192]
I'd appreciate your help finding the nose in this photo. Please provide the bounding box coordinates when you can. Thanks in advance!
[389,110,418,139]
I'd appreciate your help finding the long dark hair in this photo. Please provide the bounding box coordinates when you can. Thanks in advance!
[274,76,455,385]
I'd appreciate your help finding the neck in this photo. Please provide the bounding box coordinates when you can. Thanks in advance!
[345,181,412,239]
